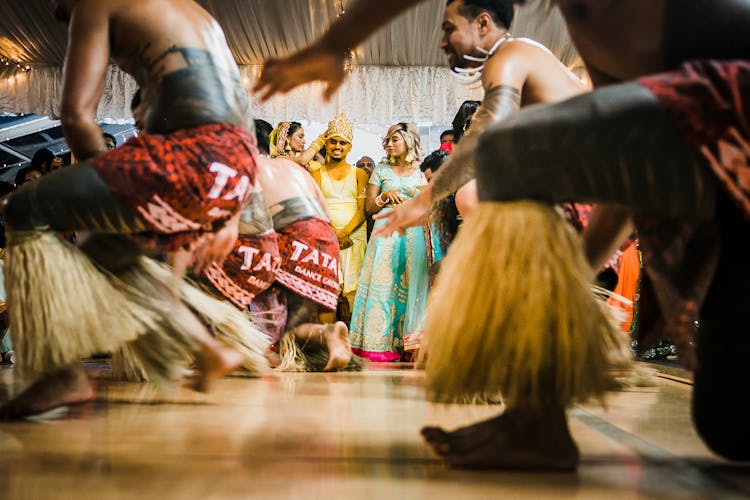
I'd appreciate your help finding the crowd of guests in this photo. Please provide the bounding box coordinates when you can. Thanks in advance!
[252,107,502,362]
[255,103,642,364]
[0,110,639,367]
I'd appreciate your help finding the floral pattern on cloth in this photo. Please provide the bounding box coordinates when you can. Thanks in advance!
[349,164,431,361]
[635,60,750,368]
[91,123,258,251]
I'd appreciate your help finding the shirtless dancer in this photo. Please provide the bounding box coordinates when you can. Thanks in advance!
[255,0,750,467]
[204,120,353,372]
[0,0,266,418]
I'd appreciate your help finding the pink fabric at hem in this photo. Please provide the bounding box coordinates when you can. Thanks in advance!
[351,348,402,362]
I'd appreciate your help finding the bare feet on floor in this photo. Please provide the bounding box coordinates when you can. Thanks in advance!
[191,343,244,393]
[265,349,281,369]
[323,321,352,371]
[421,407,580,471]
[0,363,95,420]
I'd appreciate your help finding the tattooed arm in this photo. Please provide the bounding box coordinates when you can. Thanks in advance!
[430,85,521,201]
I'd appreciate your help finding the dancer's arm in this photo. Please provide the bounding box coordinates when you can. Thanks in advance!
[429,84,522,201]
[60,3,111,160]
[253,0,424,101]
[372,84,521,237]
[291,135,327,170]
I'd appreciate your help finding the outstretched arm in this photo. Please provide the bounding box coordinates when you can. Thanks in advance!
[290,135,326,170]
[60,3,111,160]
[253,0,424,101]
[372,84,521,237]
[429,84,521,201]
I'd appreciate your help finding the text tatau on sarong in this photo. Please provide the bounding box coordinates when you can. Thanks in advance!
[204,230,281,309]
[636,60,750,367]
[91,123,258,251]
[275,217,340,311]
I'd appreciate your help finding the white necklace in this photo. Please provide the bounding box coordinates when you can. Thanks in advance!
[452,34,511,85]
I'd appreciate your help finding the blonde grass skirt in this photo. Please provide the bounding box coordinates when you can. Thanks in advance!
[276,331,364,372]
[112,259,271,383]
[5,230,176,382]
[422,202,630,407]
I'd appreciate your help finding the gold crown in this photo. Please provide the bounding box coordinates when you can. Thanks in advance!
[325,112,353,143]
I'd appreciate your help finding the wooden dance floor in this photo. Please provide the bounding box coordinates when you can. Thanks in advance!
[0,362,748,498]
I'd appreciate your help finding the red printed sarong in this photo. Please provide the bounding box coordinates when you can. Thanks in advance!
[91,123,258,251]
[275,217,340,311]
[204,230,281,309]
[634,61,750,367]
[639,60,750,219]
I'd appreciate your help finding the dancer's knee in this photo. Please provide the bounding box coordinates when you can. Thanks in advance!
[692,395,750,460]
[475,117,555,204]
[79,234,143,273]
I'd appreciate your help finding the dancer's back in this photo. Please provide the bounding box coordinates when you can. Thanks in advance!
[61,0,251,135]
[556,0,750,82]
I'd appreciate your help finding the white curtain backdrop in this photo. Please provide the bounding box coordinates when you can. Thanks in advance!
[0,0,579,125]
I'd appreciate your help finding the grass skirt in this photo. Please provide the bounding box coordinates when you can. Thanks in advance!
[276,331,364,372]
[111,259,270,383]
[422,202,629,407]
[4,231,184,383]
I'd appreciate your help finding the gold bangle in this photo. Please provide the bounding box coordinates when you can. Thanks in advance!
[311,136,326,153]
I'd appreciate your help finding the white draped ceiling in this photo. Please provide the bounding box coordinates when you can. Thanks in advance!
[0,0,580,125]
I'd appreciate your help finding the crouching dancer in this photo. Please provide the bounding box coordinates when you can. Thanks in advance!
[0,0,269,419]
[204,119,358,372]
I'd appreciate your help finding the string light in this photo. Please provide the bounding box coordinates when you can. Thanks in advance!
[335,1,356,74]
[0,56,32,77]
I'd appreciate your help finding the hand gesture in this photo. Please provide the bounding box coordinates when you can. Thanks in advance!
[372,193,430,237]
[169,212,240,276]
[253,41,346,102]
[381,190,405,205]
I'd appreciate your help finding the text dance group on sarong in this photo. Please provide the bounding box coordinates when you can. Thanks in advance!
[0,0,748,471]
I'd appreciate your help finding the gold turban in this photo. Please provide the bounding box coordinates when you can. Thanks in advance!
[325,113,354,143]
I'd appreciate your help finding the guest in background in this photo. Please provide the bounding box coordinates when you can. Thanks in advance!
[438,129,454,153]
[355,156,376,177]
[103,133,117,150]
[270,121,326,173]
[312,113,367,323]
[14,166,43,187]
[30,148,63,174]
[356,156,377,236]
[349,122,430,360]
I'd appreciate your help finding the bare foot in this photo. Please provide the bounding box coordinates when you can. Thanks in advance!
[322,322,352,371]
[191,343,244,393]
[265,349,281,369]
[421,407,579,471]
[0,363,95,420]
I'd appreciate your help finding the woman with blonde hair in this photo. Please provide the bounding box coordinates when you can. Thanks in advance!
[349,123,431,361]
[269,121,326,172]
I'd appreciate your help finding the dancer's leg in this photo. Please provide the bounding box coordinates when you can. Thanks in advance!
[81,235,242,392]
[0,362,94,419]
[691,197,750,460]
[286,293,352,371]
[422,406,578,470]
[425,82,719,469]
[4,162,146,233]
[476,82,717,218]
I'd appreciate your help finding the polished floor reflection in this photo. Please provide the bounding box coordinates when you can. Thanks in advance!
[0,362,748,499]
